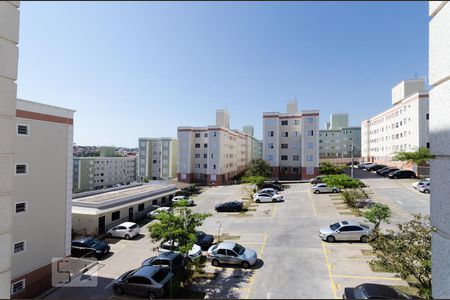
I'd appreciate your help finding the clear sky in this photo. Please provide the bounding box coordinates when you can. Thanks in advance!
[17,1,428,148]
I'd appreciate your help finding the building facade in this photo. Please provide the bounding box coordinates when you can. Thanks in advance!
[137,138,178,181]
[319,113,361,158]
[243,125,263,160]
[361,79,430,167]
[429,2,450,298]
[263,100,320,180]
[12,99,74,299]
[73,156,137,193]
[177,110,253,185]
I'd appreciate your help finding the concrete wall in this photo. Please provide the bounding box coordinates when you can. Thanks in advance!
[429,1,450,298]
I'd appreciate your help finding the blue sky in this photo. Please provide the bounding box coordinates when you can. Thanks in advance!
[17,1,428,148]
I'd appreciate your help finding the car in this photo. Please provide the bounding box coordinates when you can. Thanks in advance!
[377,167,399,176]
[261,182,283,191]
[71,237,110,259]
[318,220,373,243]
[366,164,387,172]
[360,163,375,170]
[417,181,430,194]
[310,175,326,184]
[112,265,172,299]
[112,184,122,188]
[343,283,415,299]
[388,170,417,179]
[312,183,340,194]
[215,200,243,212]
[412,178,430,189]
[147,207,172,218]
[106,222,140,240]
[253,192,283,203]
[196,231,214,250]
[159,240,203,263]
[207,242,257,268]
[171,195,194,206]
[257,188,278,195]
[142,252,186,274]
[346,161,359,166]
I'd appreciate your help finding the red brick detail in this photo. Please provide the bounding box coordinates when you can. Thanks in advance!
[177,173,194,183]
[11,263,52,299]
[301,167,319,180]
[16,110,73,125]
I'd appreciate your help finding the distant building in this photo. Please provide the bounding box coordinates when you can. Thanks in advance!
[99,146,116,157]
[137,138,178,180]
[243,125,263,160]
[263,100,320,180]
[319,113,361,158]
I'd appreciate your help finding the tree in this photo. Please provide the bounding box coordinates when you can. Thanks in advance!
[363,203,391,233]
[245,158,272,178]
[322,174,361,189]
[394,147,435,171]
[319,162,346,175]
[242,175,266,190]
[369,214,432,298]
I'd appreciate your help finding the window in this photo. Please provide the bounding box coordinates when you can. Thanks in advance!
[293,131,300,137]
[293,155,300,161]
[152,160,157,163]
[268,131,274,137]
[426,113,429,120]
[281,143,288,149]
[307,117,314,123]
[17,124,29,136]
[195,164,200,168]
[427,142,430,149]
[307,143,313,149]
[14,202,27,214]
[195,143,200,148]
[211,154,214,158]
[267,154,274,161]
[213,164,216,170]
[293,167,299,173]
[294,120,300,125]
[111,211,120,221]
[204,133,208,137]
[213,132,217,137]
[195,153,200,158]
[281,120,288,126]
[307,130,314,136]
[15,164,27,175]
[13,241,26,254]
[204,143,208,148]
[282,132,288,137]
[268,143,274,149]
[204,154,207,158]
[162,197,167,203]
[306,167,314,175]
[195,133,200,138]
[11,279,25,296]
[307,155,313,161]
[152,199,158,205]
[204,164,207,168]
[138,203,144,212]
[281,155,288,161]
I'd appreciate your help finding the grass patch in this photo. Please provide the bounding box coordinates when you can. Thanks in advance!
[369,261,396,273]
[351,208,363,216]
[339,211,354,215]
[391,285,419,297]
[361,249,374,256]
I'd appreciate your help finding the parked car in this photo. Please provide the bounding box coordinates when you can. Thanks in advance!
[196,231,214,250]
[412,178,430,189]
[318,220,373,243]
[388,170,417,179]
[215,200,243,212]
[346,161,359,166]
[159,240,202,263]
[417,181,430,194]
[71,237,110,259]
[312,183,340,194]
[253,192,283,203]
[366,164,387,172]
[147,207,172,219]
[360,163,376,170]
[343,283,415,299]
[106,222,140,240]
[261,182,283,191]
[377,167,399,176]
[310,175,326,184]
[171,195,194,206]
[112,266,172,299]
[207,242,257,268]
[112,184,122,188]
[257,188,278,195]
[142,252,186,274]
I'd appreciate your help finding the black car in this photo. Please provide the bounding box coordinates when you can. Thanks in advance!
[215,201,243,212]
[378,168,399,176]
[346,161,359,166]
[142,252,185,274]
[388,170,417,179]
[366,164,387,172]
[343,283,415,299]
[196,231,214,250]
[261,182,283,191]
[71,237,110,259]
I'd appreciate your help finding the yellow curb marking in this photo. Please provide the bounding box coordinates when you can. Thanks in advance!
[245,232,268,299]
[322,242,339,299]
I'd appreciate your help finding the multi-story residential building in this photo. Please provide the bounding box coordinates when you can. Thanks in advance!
[177,110,253,185]
[319,113,361,158]
[99,146,116,157]
[73,156,137,193]
[429,2,450,298]
[243,125,263,160]
[12,99,74,298]
[137,138,178,180]
[361,78,429,167]
[263,100,320,180]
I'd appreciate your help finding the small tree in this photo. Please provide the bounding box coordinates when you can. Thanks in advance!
[369,214,432,298]
[242,175,266,190]
[319,162,346,175]
[322,174,361,190]
[394,147,435,174]
[363,203,391,233]
[245,158,272,178]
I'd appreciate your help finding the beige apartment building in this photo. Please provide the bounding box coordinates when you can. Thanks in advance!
[263,100,320,180]
[177,110,253,185]
[138,138,178,181]
[361,78,430,169]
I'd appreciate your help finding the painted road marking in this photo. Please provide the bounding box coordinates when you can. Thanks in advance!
[333,274,402,281]
[271,203,278,217]
[308,189,318,217]
[246,233,268,299]
[322,242,339,299]
[396,200,403,204]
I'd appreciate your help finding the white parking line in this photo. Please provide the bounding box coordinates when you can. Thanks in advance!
[396,200,403,204]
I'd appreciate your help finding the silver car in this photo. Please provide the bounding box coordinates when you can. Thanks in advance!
[417,181,430,194]
[207,242,257,268]
[318,220,373,243]
[312,183,340,194]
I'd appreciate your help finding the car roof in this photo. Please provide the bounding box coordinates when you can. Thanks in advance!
[118,222,137,227]
[356,283,404,298]
[132,266,160,278]
[217,242,237,250]
[339,220,361,226]
[157,252,181,259]
[73,237,95,243]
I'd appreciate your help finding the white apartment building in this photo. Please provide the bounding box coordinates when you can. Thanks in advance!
[138,138,178,181]
[319,113,361,158]
[12,99,74,298]
[361,79,430,167]
[263,100,320,180]
[177,110,252,185]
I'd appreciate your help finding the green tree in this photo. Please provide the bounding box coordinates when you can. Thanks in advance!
[319,162,346,175]
[242,175,266,190]
[322,174,361,189]
[245,158,272,178]
[363,203,391,233]
[369,214,432,298]
[394,147,435,173]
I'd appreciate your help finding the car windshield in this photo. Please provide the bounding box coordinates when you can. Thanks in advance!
[232,244,245,255]
[152,268,169,283]
[197,231,205,238]
[129,224,138,229]
[330,223,340,231]
[83,238,98,247]
[353,286,367,299]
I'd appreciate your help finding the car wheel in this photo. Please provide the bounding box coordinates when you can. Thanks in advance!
[211,259,220,267]
[114,286,124,295]
[256,199,260,203]
[411,175,415,179]
[394,176,398,179]
[107,233,112,238]
[272,199,277,203]
[360,235,368,243]
[147,292,156,299]
[314,190,320,194]
[125,234,130,240]
[242,261,250,269]
[424,189,430,194]
[332,189,338,193]
[326,236,335,243]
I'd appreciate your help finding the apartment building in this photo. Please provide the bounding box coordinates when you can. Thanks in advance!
[243,125,263,160]
[137,138,178,181]
[12,99,74,298]
[361,79,429,167]
[263,100,320,180]
[177,110,252,185]
[319,113,361,158]
[73,156,137,193]
[429,2,450,298]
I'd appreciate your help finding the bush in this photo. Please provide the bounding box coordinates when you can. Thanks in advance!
[320,162,346,175]
[341,188,369,209]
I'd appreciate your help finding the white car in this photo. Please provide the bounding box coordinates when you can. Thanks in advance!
[172,195,194,206]
[106,222,140,239]
[253,192,283,203]
[412,178,430,189]
[312,183,340,194]
[417,181,430,194]
[147,207,171,218]
[257,188,277,195]
[159,240,202,263]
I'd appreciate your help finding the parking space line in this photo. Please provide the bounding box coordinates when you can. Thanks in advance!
[307,190,318,217]
[245,232,268,299]
[333,274,402,281]
[271,203,278,217]
[258,233,268,257]
[321,242,338,299]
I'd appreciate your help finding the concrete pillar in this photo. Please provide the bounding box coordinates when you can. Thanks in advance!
[0,1,20,298]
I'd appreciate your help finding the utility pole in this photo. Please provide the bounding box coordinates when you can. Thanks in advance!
[351,139,354,179]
